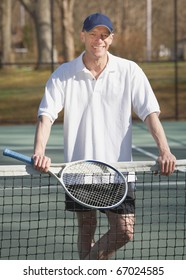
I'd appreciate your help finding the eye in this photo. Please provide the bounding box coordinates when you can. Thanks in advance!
[88,32,110,40]
[89,33,96,37]
[101,33,110,40]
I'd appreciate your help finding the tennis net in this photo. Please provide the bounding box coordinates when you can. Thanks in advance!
[0,160,186,260]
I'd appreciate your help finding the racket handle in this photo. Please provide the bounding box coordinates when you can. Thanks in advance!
[3,148,33,165]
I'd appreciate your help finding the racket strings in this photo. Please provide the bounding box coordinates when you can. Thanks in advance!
[66,182,126,207]
[61,162,127,208]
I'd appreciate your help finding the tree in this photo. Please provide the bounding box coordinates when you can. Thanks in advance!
[56,0,75,62]
[0,0,13,68]
[19,0,52,69]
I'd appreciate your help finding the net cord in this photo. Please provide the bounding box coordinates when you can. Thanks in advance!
[0,159,186,177]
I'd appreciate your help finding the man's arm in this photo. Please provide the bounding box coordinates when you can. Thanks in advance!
[33,115,52,172]
[144,112,176,176]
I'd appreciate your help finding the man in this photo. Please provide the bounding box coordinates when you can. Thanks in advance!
[33,13,176,260]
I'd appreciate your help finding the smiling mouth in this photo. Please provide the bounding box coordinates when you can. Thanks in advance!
[93,46,105,49]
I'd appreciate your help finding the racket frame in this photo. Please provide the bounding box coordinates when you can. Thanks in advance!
[60,159,128,209]
[3,148,128,209]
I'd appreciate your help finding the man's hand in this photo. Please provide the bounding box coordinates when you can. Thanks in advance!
[32,154,51,173]
[157,152,176,176]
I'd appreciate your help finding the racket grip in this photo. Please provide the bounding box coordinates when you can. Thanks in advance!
[3,148,33,165]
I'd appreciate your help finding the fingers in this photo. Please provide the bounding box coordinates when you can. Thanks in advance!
[157,154,176,176]
[32,154,51,173]
[160,160,175,176]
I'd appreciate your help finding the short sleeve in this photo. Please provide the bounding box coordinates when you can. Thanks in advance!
[131,65,160,121]
[38,73,64,122]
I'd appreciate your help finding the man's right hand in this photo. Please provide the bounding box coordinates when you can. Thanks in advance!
[32,154,51,173]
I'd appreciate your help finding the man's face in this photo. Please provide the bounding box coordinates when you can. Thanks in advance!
[81,26,114,59]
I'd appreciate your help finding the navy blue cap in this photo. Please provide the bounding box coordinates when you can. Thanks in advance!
[82,13,113,33]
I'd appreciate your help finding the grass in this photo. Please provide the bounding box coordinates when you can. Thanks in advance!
[142,62,186,119]
[0,68,50,124]
[0,62,186,124]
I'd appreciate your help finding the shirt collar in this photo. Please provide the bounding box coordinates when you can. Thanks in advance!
[106,52,117,73]
[76,51,117,74]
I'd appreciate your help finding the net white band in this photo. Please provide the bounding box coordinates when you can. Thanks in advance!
[0,159,186,176]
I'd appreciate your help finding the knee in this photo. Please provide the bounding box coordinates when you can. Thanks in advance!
[115,228,134,245]
[125,230,134,242]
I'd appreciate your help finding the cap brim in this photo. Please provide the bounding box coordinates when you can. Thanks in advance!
[84,24,113,33]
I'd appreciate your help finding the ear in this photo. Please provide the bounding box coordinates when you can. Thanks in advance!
[80,32,85,43]
[108,33,114,46]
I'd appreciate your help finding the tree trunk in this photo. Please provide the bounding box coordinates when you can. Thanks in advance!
[35,0,52,68]
[60,0,75,62]
[20,0,52,69]
[0,0,14,68]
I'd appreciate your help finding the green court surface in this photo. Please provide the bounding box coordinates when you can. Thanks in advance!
[0,121,186,260]
[0,121,186,164]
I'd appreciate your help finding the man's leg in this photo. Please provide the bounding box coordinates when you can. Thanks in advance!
[76,210,97,259]
[85,212,135,260]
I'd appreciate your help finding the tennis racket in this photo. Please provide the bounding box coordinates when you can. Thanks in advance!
[3,148,128,209]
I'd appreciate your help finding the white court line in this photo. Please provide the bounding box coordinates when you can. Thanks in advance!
[132,145,157,160]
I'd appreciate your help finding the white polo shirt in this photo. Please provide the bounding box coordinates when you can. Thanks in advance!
[38,52,160,163]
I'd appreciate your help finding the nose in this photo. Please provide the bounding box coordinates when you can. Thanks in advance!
[94,35,104,41]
